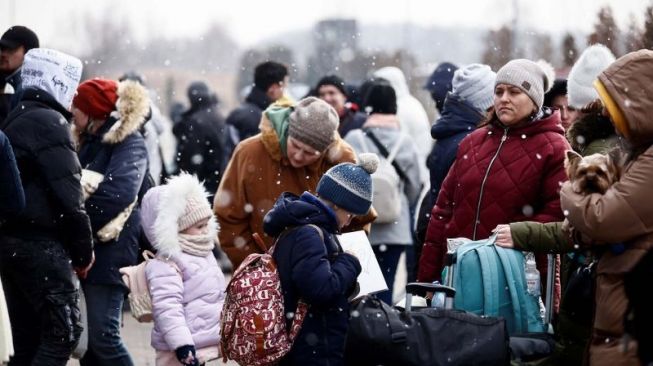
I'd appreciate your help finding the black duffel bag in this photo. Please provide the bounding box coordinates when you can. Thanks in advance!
[345,283,509,366]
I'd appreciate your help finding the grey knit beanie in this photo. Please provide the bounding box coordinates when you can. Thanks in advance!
[452,63,496,113]
[288,97,339,152]
[495,59,554,110]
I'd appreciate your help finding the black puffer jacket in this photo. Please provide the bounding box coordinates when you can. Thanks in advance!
[226,87,272,141]
[0,88,93,267]
[173,96,229,198]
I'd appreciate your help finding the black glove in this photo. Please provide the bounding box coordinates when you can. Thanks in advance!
[175,345,199,366]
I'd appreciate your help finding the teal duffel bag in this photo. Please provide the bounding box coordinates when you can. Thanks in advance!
[451,235,546,335]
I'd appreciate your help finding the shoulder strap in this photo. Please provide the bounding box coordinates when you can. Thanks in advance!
[476,245,500,317]
[364,129,409,182]
[386,134,405,165]
[152,255,182,276]
[269,223,325,254]
[305,224,324,241]
[495,246,528,333]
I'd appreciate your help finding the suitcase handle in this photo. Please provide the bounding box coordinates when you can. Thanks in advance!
[406,282,456,298]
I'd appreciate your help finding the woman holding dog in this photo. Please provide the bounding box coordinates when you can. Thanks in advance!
[492,44,621,366]
[559,49,653,366]
[417,59,570,311]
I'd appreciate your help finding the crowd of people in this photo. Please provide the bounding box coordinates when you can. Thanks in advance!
[1,22,652,366]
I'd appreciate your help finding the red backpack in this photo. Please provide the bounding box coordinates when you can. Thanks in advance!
[220,225,322,366]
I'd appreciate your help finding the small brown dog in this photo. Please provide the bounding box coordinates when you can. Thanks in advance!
[562,149,623,239]
[564,149,622,194]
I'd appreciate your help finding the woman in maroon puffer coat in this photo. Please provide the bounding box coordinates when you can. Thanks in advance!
[418,59,570,307]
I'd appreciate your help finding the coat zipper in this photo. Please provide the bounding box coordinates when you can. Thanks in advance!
[472,127,509,240]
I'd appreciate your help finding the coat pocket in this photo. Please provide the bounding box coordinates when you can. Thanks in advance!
[44,290,83,345]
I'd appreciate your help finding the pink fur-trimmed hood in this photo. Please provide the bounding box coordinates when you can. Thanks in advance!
[140,173,219,257]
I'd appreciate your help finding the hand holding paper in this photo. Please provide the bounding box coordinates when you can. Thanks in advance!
[337,230,387,300]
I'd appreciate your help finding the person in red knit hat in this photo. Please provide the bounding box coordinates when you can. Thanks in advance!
[71,78,151,366]
[73,79,119,120]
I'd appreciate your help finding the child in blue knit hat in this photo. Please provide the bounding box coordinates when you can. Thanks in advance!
[262,153,378,366]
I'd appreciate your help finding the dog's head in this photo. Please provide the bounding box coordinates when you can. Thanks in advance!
[565,149,622,194]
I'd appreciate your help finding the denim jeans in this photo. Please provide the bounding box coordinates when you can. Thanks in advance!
[372,244,405,305]
[80,283,134,366]
[0,236,82,366]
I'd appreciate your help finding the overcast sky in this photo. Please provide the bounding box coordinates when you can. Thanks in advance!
[1,0,649,52]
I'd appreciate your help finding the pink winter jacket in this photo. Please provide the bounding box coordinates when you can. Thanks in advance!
[146,252,226,351]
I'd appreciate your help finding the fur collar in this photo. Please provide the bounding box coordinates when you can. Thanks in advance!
[567,112,616,153]
[259,103,353,165]
[101,80,150,144]
[151,173,218,257]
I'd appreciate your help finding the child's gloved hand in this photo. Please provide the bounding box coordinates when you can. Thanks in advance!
[175,345,199,366]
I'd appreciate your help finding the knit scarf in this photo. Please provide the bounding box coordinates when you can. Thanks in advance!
[265,104,293,157]
[178,232,215,257]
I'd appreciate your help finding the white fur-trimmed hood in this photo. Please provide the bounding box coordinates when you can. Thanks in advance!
[102,80,150,144]
[143,173,219,257]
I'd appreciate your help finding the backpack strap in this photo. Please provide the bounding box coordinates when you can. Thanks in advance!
[476,245,500,317]
[268,223,324,254]
[274,224,322,341]
[364,129,409,182]
[495,246,528,333]
[386,133,405,165]
[152,254,183,276]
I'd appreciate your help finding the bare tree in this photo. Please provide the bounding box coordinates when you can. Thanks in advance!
[532,33,555,64]
[482,26,513,70]
[624,14,645,52]
[643,3,653,49]
[81,9,136,77]
[562,33,579,67]
[588,6,621,55]
[236,48,266,93]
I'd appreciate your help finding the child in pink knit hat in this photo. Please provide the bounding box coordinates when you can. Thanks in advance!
[140,173,226,366]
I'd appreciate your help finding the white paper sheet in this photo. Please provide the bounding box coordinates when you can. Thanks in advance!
[337,230,388,300]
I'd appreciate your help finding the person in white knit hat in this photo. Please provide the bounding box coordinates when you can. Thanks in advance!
[416,63,496,248]
[567,44,616,110]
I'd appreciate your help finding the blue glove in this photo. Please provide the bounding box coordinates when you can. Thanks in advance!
[175,345,199,366]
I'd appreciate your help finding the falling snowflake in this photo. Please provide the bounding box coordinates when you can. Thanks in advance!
[234,236,246,249]
[191,154,203,165]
